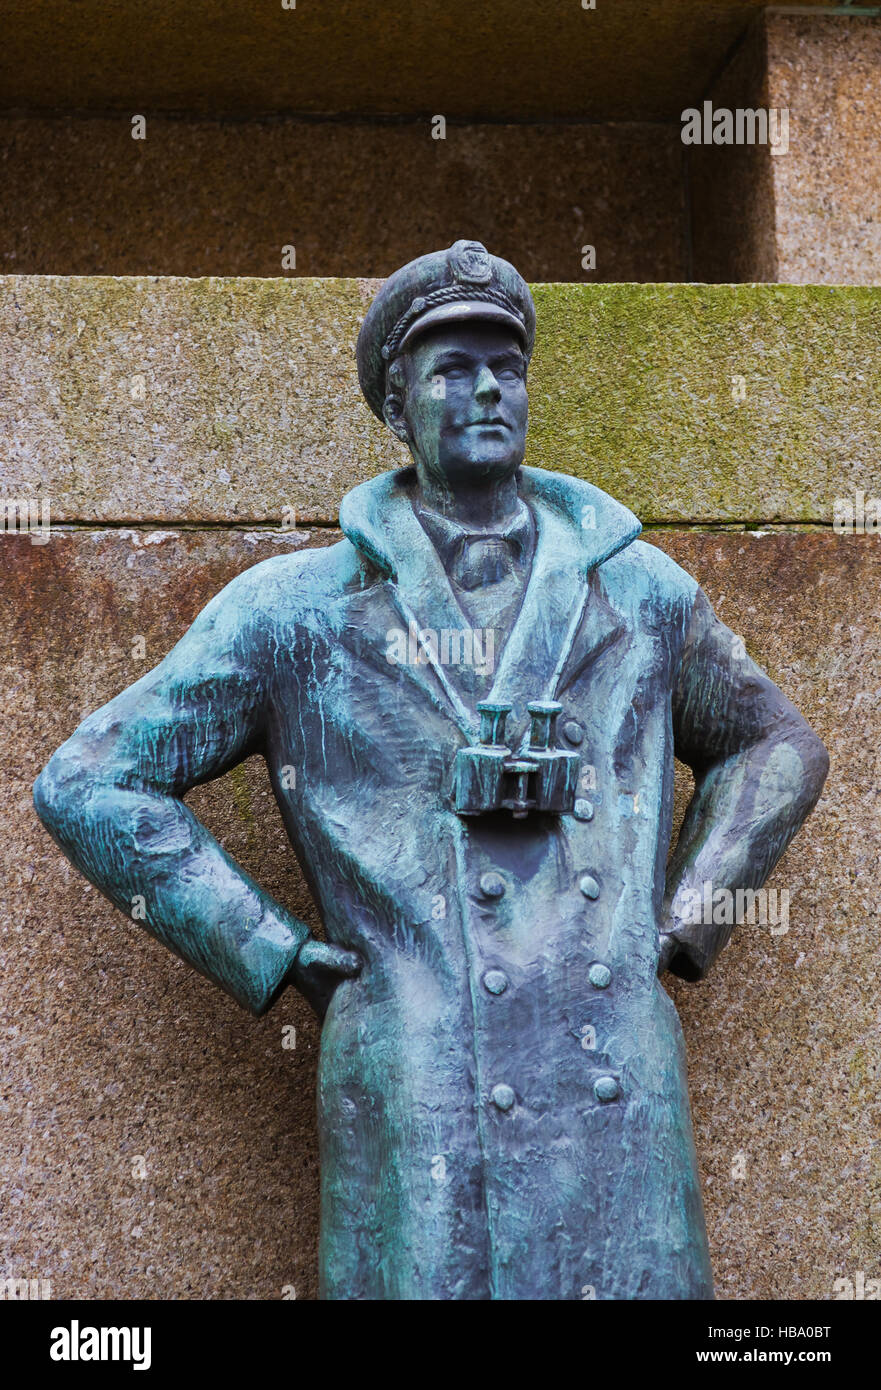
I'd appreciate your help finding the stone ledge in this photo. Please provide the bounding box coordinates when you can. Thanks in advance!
[2,277,879,525]
[0,1,833,122]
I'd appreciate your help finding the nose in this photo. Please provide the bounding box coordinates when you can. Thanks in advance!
[473,365,502,403]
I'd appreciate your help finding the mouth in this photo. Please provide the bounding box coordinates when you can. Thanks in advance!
[466,418,509,429]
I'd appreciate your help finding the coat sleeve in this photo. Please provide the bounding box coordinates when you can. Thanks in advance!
[664,587,829,980]
[33,565,311,1015]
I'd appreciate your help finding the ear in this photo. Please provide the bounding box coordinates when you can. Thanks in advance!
[382,393,411,443]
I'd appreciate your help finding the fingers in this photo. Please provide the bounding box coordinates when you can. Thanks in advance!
[323,945,362,976]
[656,933,676,976]
[298,939,362,976]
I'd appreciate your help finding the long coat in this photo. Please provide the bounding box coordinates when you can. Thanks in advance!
[34,465,827,1300]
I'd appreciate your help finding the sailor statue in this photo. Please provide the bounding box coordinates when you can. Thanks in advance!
[34,241,828,1300]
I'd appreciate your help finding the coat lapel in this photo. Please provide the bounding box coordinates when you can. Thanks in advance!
[340,468,479,738]
[486,468,641,750]
[339,465,642,747]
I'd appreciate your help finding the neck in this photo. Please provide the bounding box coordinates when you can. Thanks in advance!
[416,467,522,530]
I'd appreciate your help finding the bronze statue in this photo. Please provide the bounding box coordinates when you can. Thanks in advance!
[34,241,829,1299]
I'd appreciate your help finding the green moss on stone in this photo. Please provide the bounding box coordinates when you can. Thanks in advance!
[2,276,879,525]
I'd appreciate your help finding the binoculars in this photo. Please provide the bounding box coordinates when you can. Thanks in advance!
[455,701,580,818]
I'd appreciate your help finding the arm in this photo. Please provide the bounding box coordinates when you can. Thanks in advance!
[660,588,829,981]
[33,567,358,1016]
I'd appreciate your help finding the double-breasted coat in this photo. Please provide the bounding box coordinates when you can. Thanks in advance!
[34,464,828,1300]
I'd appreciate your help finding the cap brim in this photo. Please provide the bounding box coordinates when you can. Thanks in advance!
[397,301,528,355]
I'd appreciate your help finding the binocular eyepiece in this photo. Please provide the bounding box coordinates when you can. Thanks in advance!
[455,700,580,818]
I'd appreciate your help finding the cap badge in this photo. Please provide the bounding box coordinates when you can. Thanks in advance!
[450,240,493,286]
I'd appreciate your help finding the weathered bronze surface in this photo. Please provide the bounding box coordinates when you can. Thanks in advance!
[33,241,829,1300]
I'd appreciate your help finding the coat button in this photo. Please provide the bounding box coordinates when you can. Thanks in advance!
[594,1075,620,1103]
[589,962,611,989]
[579,874,600,899]
[563,720,584,745]
[573,799,594,821]
[479,871,506,899]
[490,1083,516,1112]
[483,969,508,995]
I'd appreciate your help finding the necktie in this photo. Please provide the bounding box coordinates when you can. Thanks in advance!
[453,535,518,591]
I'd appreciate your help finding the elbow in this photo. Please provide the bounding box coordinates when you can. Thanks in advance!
[33,747,88,841]
[811,735,830,796]
[796,724,830,809]
[33,757,59,833]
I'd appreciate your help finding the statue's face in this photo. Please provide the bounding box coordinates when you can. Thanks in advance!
[387,321,529,490]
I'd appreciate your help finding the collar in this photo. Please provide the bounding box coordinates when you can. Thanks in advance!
[339,465,641,581]
[338,465,642,745]
[413,496,534,573]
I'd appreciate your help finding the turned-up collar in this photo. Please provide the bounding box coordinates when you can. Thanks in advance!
[339,465,642,581]
[338,465,643,747]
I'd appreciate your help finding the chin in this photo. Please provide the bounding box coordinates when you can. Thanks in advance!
[450,452,522,483]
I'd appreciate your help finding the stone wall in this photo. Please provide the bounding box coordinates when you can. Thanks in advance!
[690,13,881,284]
[0,118,687,282]
[7,6,881,288]
[2,278,879,1299]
